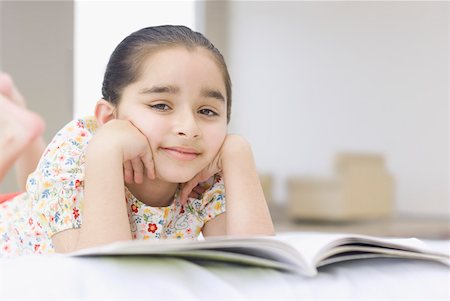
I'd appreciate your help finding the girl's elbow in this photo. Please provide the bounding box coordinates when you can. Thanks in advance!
[261,223,276,236]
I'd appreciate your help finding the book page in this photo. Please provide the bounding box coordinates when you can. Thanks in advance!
[274,232,450,267]
[70,236,315,276]
[275,232,354,265]
[69,232,449,275]
[317,246,450,267]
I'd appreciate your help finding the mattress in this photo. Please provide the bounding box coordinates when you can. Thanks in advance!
[0,234,448,300]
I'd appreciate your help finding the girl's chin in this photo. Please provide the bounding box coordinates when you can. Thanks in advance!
[156,171,198,184]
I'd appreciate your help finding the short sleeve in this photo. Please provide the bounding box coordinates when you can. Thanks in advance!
[196,172,226,224]
[27,117,96,237]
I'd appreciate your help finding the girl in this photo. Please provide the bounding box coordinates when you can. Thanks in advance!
[0,25,274,256]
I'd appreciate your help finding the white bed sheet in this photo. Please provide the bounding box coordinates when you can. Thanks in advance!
[0,236,448,300]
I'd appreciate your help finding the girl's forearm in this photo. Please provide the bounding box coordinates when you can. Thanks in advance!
[76,139,132,250]
[221,136,275,236]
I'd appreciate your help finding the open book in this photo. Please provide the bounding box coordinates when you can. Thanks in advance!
[70,232,450,277]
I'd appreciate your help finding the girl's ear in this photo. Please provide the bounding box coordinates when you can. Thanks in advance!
[95,99,117,126]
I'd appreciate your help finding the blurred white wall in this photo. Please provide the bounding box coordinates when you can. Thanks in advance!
[226,2,449,217]
[74,1,449,218]
[74,1,196,118]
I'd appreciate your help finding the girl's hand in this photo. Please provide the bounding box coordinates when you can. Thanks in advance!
[179,159,221,205]
[179,134,245,204]
[90,119,155,184]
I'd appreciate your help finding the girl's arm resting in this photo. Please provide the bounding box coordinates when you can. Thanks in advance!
[202,212,227,237]
[205,135,275,237]
[52,228,80,253]
[52,137,132,253]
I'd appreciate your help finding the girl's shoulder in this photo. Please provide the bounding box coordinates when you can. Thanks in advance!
[51,116,98,144]
[193,173,225,207]
[41,116,98,160]
[77,115,99,134]
[57,116,98,137]
[185,172,225,224]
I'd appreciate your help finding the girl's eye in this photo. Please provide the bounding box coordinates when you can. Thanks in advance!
[150,103,170,111]
[199,108,218,117]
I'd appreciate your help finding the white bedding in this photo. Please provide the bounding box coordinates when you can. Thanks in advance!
[0,235,448,300]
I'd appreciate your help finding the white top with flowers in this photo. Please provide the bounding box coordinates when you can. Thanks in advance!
[0,116,226,257]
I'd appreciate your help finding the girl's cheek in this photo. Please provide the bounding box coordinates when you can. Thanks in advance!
[208,128,227,153]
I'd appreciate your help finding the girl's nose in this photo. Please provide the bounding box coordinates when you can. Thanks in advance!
[177,131,200,138]
[175,111,201,139]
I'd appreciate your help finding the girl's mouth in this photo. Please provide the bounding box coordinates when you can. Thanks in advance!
[161,147,199,161]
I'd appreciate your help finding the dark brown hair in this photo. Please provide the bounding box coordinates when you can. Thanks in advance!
[102,25,232,122]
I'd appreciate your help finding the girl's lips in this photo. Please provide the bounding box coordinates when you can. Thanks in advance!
[162,147,199,161]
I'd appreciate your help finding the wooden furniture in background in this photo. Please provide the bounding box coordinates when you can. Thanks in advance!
[287,153,394,221]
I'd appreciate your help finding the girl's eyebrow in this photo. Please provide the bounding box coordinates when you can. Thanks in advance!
[140,85,225,102]
[139,85,179,94]
[200,88,225,102]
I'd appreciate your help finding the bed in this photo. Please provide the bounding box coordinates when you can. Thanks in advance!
[0,232,448,300]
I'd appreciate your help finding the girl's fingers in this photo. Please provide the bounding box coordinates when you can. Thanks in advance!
[187,182,209,200]
[123,160,133,184]
[192,185,207,195]
[180,176,203,205]
[180,182,193,205]
[180,167,218,204]
[188,191,200,199]
[141,151,155,180]
[131,157,144,184]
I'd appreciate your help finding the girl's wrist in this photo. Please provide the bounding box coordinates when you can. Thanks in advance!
[87,120,132,158]
[222,135,251,157]
[86,132,122,163]
[220,135,253,168]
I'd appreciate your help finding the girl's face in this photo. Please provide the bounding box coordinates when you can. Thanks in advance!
[116,46,228,183]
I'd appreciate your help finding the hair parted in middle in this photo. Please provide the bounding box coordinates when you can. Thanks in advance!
[101,25,232,123]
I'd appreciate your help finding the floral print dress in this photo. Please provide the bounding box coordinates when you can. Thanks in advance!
[0,116,226,257]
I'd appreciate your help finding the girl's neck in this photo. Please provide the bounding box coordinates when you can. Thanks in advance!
[126,177,179,207]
